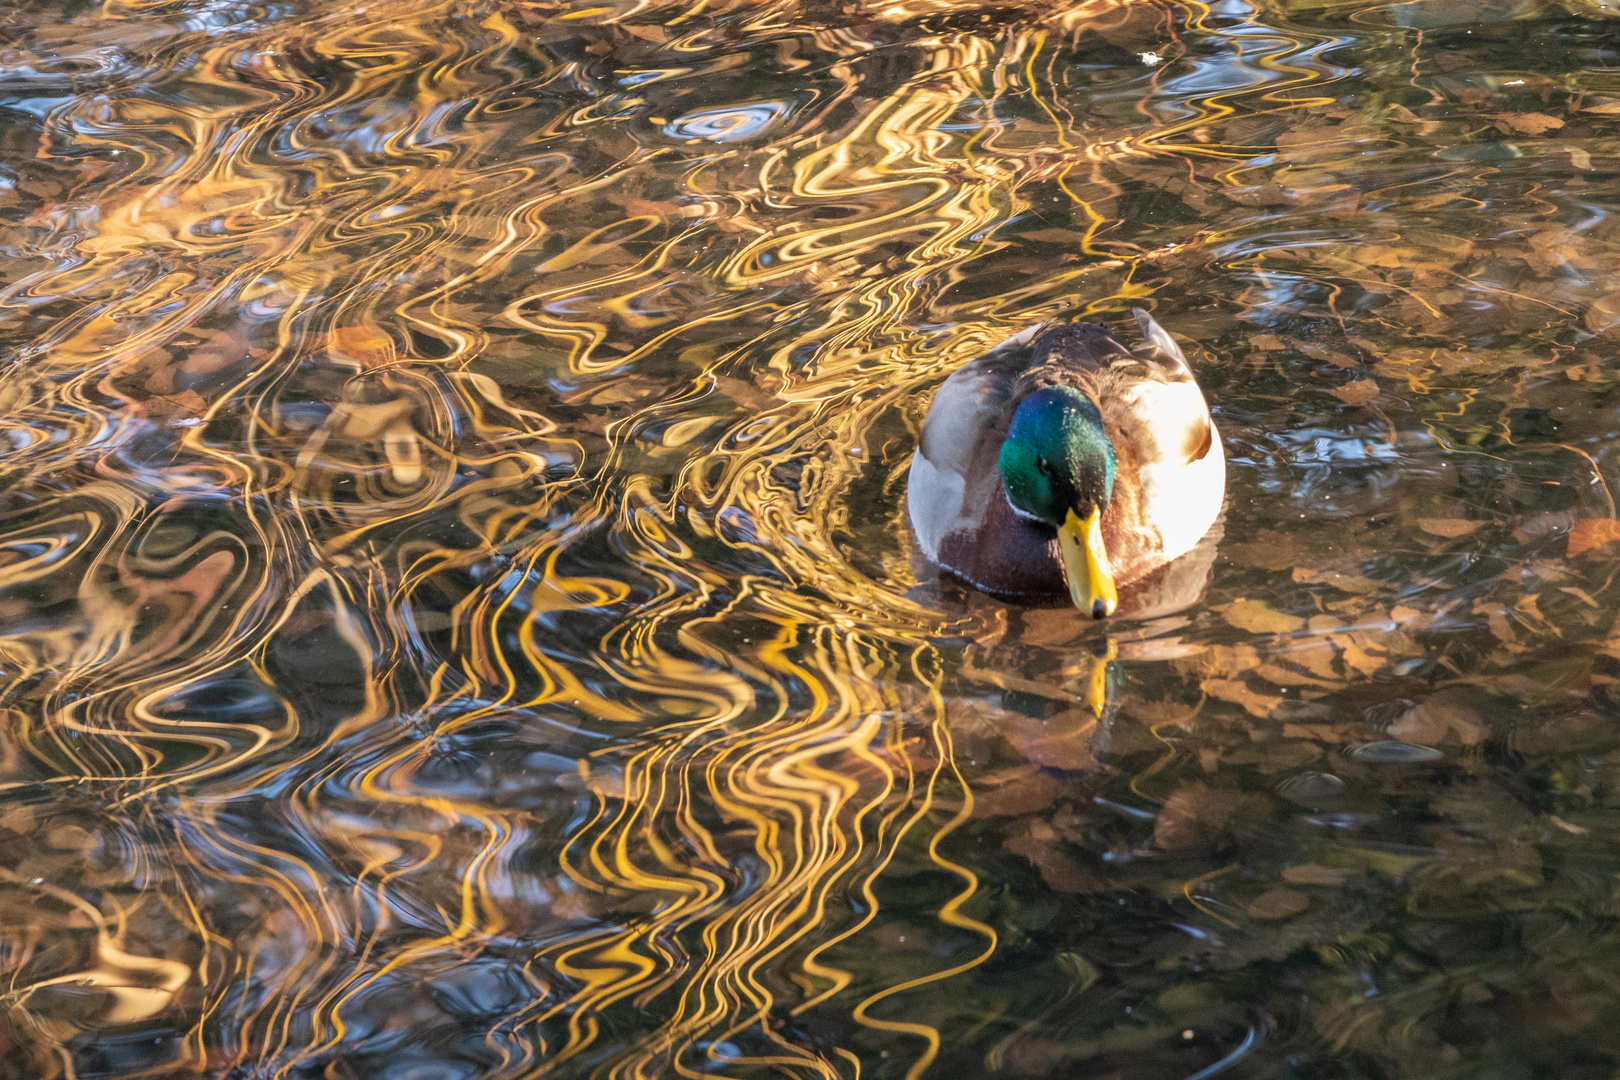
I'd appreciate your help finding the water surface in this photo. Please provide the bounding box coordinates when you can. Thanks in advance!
[1,0,1619,1077]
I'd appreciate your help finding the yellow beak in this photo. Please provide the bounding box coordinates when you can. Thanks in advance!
[1058,508,1117,619]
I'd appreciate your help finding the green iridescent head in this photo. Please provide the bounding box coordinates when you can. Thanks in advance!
[997,386,1116,527]
[999,386,1120,619]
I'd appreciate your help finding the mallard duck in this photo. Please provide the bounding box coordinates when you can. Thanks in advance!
[907,309,1225,618]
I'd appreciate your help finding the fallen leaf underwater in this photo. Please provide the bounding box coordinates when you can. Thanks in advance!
[4,0,1620,1078]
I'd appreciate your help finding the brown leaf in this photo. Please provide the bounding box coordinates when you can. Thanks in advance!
[1337,635,1386,678]
[1587,293,1620,335]
[1490,112,1564,135]
[1568,518,1620,558]
[1201,677,1284,718]
[1417,518,1484,538]
[1329,379,1379,405]
[180,326,252,376]
[971,767,1066,818]
[1246,887,1310,920]
[146,389,207,421]
[1224,182,1291,207]
[1298,343,1359,368]
[1526,227,1580,274]
[1387,690,1486,746]
[1003,708,1098,772]
[1154,783,1249,851]
[621,197,685,219]
[1004,832,1103,893]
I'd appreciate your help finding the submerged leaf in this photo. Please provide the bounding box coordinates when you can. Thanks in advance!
[328,326,397,368]
[146,389,207,421]
[1004,831,1102,893]
[1490,112,1564,135]
[1567,519,1620,558]
[1329,379,1379,404]
[1387,691,1487,746]
[1416,518,1484,538]
[1586,293,1620,334]
[1201,677,1284,718]
[1246,888,1310,920]
[1223,599,1305,634]
[1154,783,1253,851]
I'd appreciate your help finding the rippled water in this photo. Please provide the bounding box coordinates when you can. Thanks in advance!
[5,0,1620,1076]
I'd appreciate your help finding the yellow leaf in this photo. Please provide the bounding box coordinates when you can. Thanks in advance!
[1338,638,1384,677]
[1292,567,1379,593]
[1222,598,1304,634]
[1567,518,1620,558]
[327,326,396,368]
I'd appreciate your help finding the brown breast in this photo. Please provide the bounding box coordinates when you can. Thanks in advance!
[937,483,1065,599]
[936,478,1165,601]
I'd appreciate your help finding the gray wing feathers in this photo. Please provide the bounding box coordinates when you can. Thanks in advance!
[916,334,1030,467]
[909,328,1036,559]
[1130,308,1195,378]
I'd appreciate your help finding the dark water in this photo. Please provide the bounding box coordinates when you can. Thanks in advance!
[2,0,1620,1076]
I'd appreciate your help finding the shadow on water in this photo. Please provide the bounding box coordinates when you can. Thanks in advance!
[3,0,1620,1076]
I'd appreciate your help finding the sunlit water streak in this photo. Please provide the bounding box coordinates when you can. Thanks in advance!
[2,0,1620,1077]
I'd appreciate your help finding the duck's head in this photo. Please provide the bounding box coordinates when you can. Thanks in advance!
[998,386,1118,618]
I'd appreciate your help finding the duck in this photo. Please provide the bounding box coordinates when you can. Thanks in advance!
[906,309,1225,618]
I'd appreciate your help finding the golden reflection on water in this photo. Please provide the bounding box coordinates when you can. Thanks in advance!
[5,0,1620,1076]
